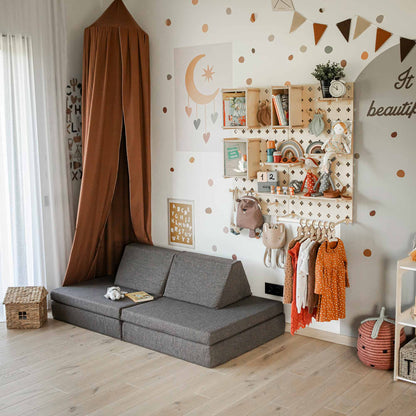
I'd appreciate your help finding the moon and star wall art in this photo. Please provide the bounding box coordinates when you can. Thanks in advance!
[174,43,232,152]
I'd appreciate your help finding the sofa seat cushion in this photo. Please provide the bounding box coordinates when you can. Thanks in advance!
[114,244,177,295]
[121,296,283,346]
[51,276,137,319]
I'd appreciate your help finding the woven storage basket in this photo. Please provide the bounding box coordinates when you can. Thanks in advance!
[3,286,48,329]
[357,315,405,370]
[399,338,416,381]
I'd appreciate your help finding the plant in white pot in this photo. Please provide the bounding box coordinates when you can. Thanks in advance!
[311,61,345,98]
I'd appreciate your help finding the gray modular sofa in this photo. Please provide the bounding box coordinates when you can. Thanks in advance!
[51,244,285,367]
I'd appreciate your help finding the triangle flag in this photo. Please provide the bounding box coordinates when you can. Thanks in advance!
[353,16,371,39]
[290,11,306,33]
[375,27,392,52]
[271,0,294,11]
[400,37,416,62]
[313,23,327,45]
[336,18,352,42]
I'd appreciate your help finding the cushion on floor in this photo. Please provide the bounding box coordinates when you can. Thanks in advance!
[120,296,283,345]
[50,276,136,319]
[114,243,177,295]
[163,252,252,309]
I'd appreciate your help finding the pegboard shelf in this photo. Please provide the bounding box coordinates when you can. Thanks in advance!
[258,192,352,203]
[315,97,353,103]
[304,153,353,160]
[262,161,304,168]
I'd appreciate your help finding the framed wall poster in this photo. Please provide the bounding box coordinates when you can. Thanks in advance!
[168,198,195,248]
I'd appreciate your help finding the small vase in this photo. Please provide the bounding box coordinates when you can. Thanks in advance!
[320,80,331,98]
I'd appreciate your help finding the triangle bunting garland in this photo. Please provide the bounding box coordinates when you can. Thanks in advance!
[290,11,306,33]
[271,0,294,11]
[313,23,327,45]
[375,27,392,52]
[336,18,351,42]
[400,37,416,62]
[353,16,371,39]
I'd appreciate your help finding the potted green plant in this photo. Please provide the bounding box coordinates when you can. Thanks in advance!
[311,61,345,98]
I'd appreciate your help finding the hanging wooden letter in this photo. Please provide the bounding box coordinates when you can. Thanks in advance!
[313,23,327,45]
[375,28,392,52]
[290,11,306,33]
[353,16,371,40]
[400,37,416,62]
[336,18,352,42]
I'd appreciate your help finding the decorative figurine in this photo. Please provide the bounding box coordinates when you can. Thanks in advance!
[233,153,247,173]
[321,120,351,154]
[301,157,319,197]
[312,154,336,197]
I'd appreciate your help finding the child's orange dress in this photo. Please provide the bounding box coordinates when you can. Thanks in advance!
[315,239,349,322]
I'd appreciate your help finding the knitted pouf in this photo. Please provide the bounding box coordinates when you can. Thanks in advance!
[357,308,405,370]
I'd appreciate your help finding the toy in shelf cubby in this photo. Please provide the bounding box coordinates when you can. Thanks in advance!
[222,88,260,129]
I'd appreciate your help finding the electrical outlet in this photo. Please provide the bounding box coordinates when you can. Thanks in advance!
[265,282,283,297]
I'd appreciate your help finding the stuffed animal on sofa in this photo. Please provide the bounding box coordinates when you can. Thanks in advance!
[104,286,127,301]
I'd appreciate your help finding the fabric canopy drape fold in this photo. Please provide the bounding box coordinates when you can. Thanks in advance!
[63,0,152,286]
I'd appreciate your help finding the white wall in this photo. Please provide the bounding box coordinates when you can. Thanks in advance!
[65,0,416,336]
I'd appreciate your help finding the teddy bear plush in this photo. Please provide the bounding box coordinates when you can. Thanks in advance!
[104,286,127,301]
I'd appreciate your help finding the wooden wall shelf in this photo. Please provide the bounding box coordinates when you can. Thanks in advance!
[222,88,260,129]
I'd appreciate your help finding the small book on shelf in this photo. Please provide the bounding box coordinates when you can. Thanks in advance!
[272,94,288,126]
[125,291,154,303]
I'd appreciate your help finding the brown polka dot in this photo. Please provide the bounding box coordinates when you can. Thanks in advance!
[319,8,324,13]
[288,54,293,61]
[208,178,214,186]
[363,249,372,257]
[167,74,172,80]
[232,254,237,260]
[170,167,174,172]
[354,153,360,159]
[189,157,195,163]
[246,78,252,85]
[340,59,347,67]
[284,81,291,86]
[369,210,376,217]
[250,13,256,23]
[165,18,171,26]
[251,48,255,53]
[268,34,275,42]
[376,15,384,23]
[205,207,212,214]
[238,56,245,63]
[226,7,232,15]
[223,226,229,234]
[361,51,369,60]
[397,169,405,178]
[391,131,397,138]
[192,0,198,4]
[212,245,217,252]
[162,107,167,113]
[202,24,208,32]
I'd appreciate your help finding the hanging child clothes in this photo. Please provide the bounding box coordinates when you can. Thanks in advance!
[315,239,349,322]
[296,238,315,313]
[283,238,297,304]
[307,241,321,314]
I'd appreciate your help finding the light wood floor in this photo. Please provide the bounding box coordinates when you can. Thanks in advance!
[1,318,416,416]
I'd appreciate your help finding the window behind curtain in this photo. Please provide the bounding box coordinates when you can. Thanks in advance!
[0,34,46,319]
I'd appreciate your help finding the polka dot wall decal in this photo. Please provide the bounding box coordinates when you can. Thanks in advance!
[361,51,369,60]
[288,54,293,61]
[340,59,347,67]
[238,56,245,63]
[192,0,198,4]
[226,7,232,15]
[324,46,333,54]
[268,34,275,42]
[391,131,397,138]
[250,13,256,23]
[165,18,171,26]
[167,74,172,80]
[162,107,167,113]
[319,8,324,13]
[369,210,376,217]
[170,167,174,172]
[354,153,360,159]
[300,45,307,53]
[232,254,237,260]
[397,169,405,178]
[223,226,229,233]
[189,157,195,163]
[363,249,372,257]
[202,24,208,33]
[284,81,291,86]
[205,207,212,214]
[246,78,252,85]
[251,48,256,53]
[212,245,217,252]
[208,178,214,186]
[376,15,384,23]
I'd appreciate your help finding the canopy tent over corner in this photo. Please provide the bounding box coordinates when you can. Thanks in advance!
[63,0,152,286]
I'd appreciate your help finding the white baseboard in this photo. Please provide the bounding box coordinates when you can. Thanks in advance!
[285,323,357,347]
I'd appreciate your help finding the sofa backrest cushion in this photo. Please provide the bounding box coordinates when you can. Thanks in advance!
[114,244,177,295]
[163,252,252,309]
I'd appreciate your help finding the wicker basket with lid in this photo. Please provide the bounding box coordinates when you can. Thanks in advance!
[3,286,48,329]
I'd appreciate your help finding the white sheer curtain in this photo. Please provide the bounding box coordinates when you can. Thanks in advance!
[0,1,74,320]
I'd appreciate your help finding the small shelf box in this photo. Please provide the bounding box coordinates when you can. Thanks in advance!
[270,85,303,128]
[399,338,416,382]
[223,138,261,179]
[222,88,260,129]
[3,286,48,329]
